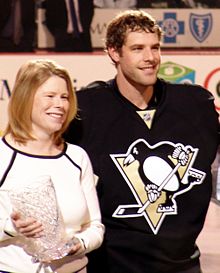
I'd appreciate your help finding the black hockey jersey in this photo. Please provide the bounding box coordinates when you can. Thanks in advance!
[65,78,219,273]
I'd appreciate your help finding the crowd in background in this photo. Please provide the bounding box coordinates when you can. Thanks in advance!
[0,0,220,53]
[94,0,220,8]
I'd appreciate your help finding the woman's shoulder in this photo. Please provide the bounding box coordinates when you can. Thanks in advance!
[65,142,89,159]
[65,143,92,171]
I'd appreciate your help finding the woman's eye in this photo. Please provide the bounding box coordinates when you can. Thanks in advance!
[62,95,69,100]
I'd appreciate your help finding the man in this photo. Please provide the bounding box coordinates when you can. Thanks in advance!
[65,10,219,273]
[94,0,137,8]
[44,0,94,52]
[0,0,36,52]
[136,0,189,8]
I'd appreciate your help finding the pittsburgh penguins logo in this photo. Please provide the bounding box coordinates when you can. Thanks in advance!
[110,139,206,234]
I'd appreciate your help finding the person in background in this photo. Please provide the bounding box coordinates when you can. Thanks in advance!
[44,0,94,52]
[0,59,104,273]
[0,0,36,52]
[136,0,188,8]
[184,0,220,8]
[64,10,219,273]
[94,0,137,8]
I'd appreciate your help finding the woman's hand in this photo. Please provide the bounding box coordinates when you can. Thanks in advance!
[11,211,43,238]
[42,238,83,264]
[67,237,82,255]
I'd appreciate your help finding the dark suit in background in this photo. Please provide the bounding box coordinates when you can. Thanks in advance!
[136,0,188,8]
[44,0,94,52]
[0,0,36,52]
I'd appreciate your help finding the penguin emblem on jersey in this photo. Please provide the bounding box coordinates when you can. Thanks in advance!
[110,139,206,234]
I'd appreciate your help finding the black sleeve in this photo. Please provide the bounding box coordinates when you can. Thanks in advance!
[64,89,92,145]
[64,115,83,145]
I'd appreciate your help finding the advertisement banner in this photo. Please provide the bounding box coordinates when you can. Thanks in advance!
[37,8,220,49]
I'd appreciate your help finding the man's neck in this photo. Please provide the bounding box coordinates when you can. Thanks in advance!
[116,78,154,110]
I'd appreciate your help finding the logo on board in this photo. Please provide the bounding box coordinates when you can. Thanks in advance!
[158,62,195,84]
[189,13,212,43]
[159,13,185,43]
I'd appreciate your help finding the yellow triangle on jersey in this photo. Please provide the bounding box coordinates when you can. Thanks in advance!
[137,109,156,129]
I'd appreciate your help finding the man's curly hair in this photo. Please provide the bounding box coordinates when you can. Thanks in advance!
[105,10,163,51]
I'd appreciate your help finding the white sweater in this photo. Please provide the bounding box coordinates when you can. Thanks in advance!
[0,137,104,273]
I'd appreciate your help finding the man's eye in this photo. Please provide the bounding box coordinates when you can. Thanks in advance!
[133,47,142,51]
[152,45,160,50]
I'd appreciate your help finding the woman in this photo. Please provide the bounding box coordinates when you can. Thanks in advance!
[0,59,104,273]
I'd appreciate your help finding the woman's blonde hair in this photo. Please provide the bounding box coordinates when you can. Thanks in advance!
[4,59,77,145]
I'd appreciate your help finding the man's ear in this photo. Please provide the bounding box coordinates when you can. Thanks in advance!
[107,47,120,63]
